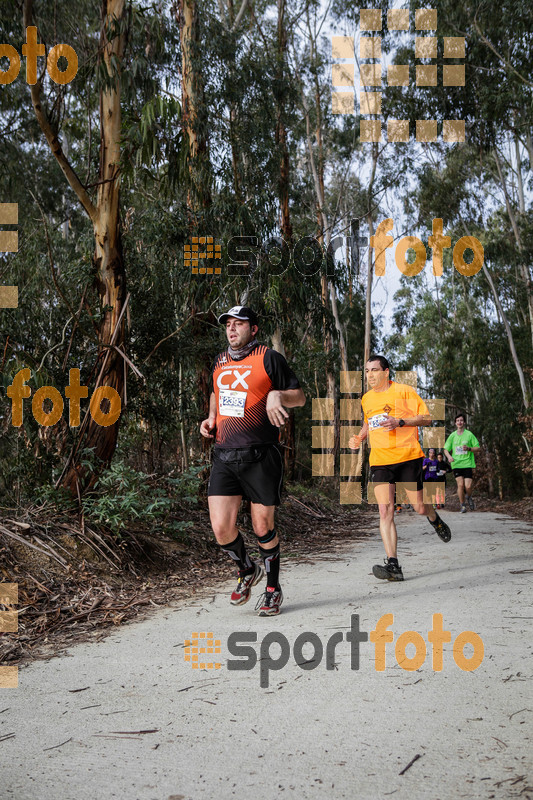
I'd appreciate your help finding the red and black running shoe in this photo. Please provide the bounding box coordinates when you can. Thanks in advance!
[255,586,283,616]
[230,562,263,605]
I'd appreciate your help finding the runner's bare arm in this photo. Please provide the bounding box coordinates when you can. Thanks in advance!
[444,448,453,462]
[266,388,306,427]
[349,422,368,450]
[200,392,217,438]
[279,388,306,407]
[380,413,432,430]
[465,445,480,452]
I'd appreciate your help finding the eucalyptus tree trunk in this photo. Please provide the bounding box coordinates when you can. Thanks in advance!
[301,1,348,391]
[493,148,533,352]
[75,0,127,490]
[363,144,379,370]
[24,0,127,494]
[177,0,211,213]
[273,0,296,477]
[177,0,213,439]
[483,263,530,411]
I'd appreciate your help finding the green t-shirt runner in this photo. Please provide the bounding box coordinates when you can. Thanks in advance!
[444,429,480,469]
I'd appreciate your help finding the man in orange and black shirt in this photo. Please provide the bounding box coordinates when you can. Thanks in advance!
[200,306,305,615]
[349,355,451,581]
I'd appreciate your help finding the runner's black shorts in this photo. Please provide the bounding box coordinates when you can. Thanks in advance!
[452,467,473,479]
[370,457,424,491]
[208,445,284,506]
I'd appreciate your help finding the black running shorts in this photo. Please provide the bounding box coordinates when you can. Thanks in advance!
[208,445,284,506]
[452,467,473,479]
[370,457,424,491]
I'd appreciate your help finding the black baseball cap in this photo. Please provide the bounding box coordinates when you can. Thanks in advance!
[218,305,258,326]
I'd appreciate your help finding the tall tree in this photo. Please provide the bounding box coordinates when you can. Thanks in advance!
[23,0,127,493]
[176,0,212,214]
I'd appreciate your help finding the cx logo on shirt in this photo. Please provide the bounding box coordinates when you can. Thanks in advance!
[216,369,251,390]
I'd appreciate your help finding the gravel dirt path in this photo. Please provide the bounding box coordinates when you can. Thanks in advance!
[2,510,532,800]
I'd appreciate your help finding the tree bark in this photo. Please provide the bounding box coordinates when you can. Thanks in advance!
[177,0,215,467]
[494,149,533,352]
[24,0,127,494]
[363,144,379,370]
[179,361,189,470]
[63,0,126,493]
[177,0,211,214]
[482,263,530,409]
[275,0,291,245]
[273,0,296,478]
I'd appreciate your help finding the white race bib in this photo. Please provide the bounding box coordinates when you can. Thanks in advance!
[369,413,389,430]
[455,445,467,454]
[219,389,247,417]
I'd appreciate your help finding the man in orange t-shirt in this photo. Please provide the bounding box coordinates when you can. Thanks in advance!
[349,355,452,581]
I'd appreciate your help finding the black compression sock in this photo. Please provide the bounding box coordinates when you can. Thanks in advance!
[258,542,280,590]
[220,532,253,573]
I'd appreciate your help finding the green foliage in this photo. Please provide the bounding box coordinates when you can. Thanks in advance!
[0,0,531,506]
[81,460,202,537]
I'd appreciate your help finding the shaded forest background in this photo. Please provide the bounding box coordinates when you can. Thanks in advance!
[0,0,532,537]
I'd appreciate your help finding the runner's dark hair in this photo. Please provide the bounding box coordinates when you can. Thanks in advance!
[367,354,390,371]
[455,412,466,422]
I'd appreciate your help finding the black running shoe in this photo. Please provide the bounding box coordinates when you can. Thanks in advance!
[428,514,451,542]
[372,559,404,581]
[467,496,475,511]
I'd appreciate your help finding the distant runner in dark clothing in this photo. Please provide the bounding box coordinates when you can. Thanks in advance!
[422,448,440,508]
[435,452,451,508]
[422,448,439,481]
